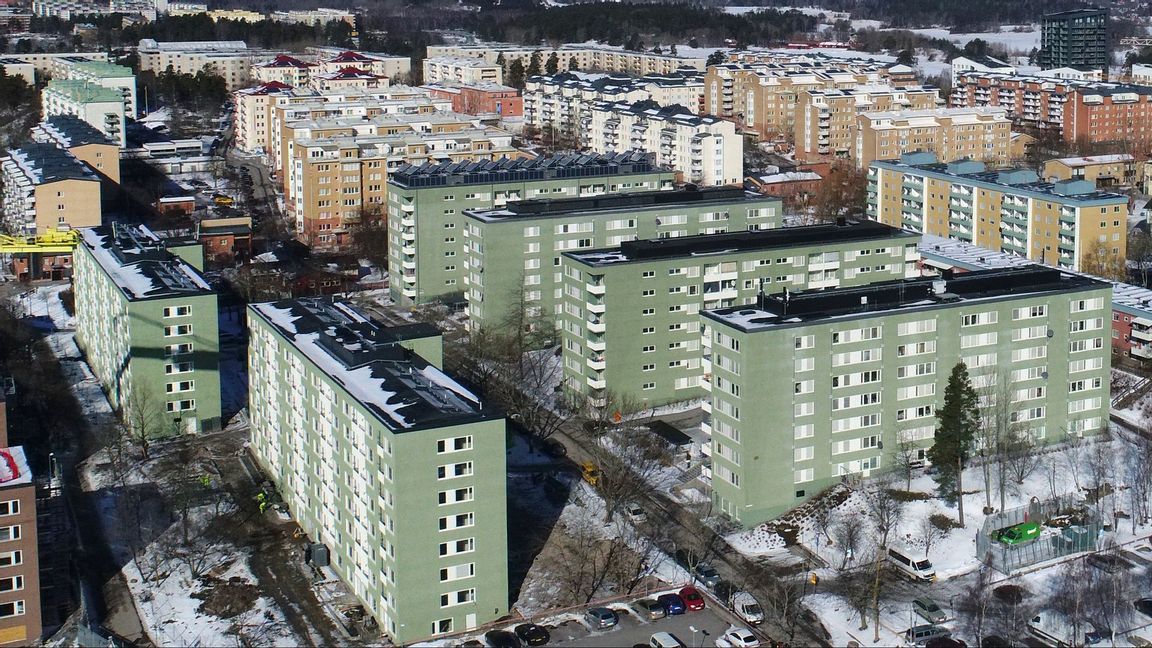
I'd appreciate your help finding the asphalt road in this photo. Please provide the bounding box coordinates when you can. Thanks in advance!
[556,605,735,647]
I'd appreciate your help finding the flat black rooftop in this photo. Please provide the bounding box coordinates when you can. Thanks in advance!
[388,151,667,189]
[466,186,772,222]
[566,220,914,266]
[249,298,496,432]
[705,265,1108,331]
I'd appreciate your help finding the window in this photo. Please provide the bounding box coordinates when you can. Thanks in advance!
[437,436,473,453]
[164,362,193,375]
[794,335,814,350]
[642,364,655,372]
[0,526,19,542]
[0,576,22,593]
[440,589,476,607]
[165,400,195,412]
[437,462,473,480]
[0,501,18,517]
[438,487,474,505]
[642,382,655,390]
[1012,305,1047,320]
[0,601,23,618]
[438,513,475,531]
[165,381,195,394]
[642,327,655,334]
[0,551,21,568]
[642,345,655,353]
[162,305,191,318]
[163,324,193,337]
[794,446,814,462]
[438,538,475,556]
[794,468,814,484]
[439,563,476,582]
[432,619,454,636]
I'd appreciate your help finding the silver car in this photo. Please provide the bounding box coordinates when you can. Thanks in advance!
[584,607,619,629]
[913,597,947,624]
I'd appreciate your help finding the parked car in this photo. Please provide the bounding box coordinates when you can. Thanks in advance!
[650,632,685,648]
[626,505,648,524]
[731,591,764,625]
[584,607,618,629]
[913,597,948,624]
[635,598,666,621]
[1136,599,1152,619]
[484,629,523,648]
[1087,553,1132,573]
[995,521,1041,546]
[715,625,760,647]
[888,547,936,582]
[905,624,951,647]
[695,562,722,588]
[657,593,686,615]
[513,623,550,646]
[679,586,705,611]
[581,462,601,486]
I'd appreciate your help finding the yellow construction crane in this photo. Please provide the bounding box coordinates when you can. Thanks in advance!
[0,229,81,254]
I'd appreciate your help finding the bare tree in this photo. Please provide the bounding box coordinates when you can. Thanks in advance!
[832,512,866,570]
[1048,558,1096,643]
[580,424,672,523]
[917,516,948,559]
[1084,434,1116,523]
[1123,433,1152,532]
[1080,238,1127,281]
[1003,427,1043,487]
[865,476,905,549]
[122,383,172,461]
[956,566,994,641]
[545,516,645,605]
[891,435,922,492]
[755,576,806,644]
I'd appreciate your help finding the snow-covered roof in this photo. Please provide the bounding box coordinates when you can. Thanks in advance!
[753,171,823,184]
[249,298,496,432]
[78,224,213,301]
[1048,153,1135,167]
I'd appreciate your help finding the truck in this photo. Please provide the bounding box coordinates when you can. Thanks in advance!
[580,462,600,486]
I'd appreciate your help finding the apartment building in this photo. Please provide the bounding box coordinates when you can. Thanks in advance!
[137,39,265,90]
[703,266,1111,524]
[31,115,120,183]
[422,82,523,117]
[558,221,918,406]
[386,152,676,306]
[524,71,704,137]
[868,153,1128,272]
[950,54,1015,87]
[586,101,742,186]
[41,79,126,147]
[462,187,780,330]
[950,72,1152,147]
[855,107,1012,169]
[725,50,918,87]
[232,81,296,155]
[0,52,105,84]
[426,43,709,75]
[290,127,522,252]
[1133,63,1152,85]
[311,49,411,80]
[252,55,315,87]
[423,57,502,86]
[312,67,387,92]
[73,223,222,434]
[271,8,356,26]
[54,59,137,117]
[794,85,943,161]
[32,0,154,19]
[0,444,40,646]
[247,298,507,645]
[1039,7,1108,70]
[704,55,916,138]
[253,50,410,88]
[0,142,100,235]
[1042,154,1139,189]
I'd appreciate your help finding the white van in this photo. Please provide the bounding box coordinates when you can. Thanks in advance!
[651,632,685,648]
[887,547,936,582]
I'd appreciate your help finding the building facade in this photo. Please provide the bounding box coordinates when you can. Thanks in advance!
[137,39,263,90]
[949,54,1015,87]
[794,85,943,161]
[524,71,704,138]
[426,43,709,75]
[31,115,120,183]
[586,100,742,186]
[54,59,137,118]
[703,266,1112,525]
[422,57,502,86]
[462,187,780,330]
[386,152,676,306]
[41,79,126,146]
[1041,154,1139,189]
[421,83,523,117]
[1039,7,1108,70]
[854,107,1012,169]
[558,221,919,407]
[247,298,508,645]
[867,153,1128,272]
[73,224,222,434]
[0,142,101,235]
[0,445,40,647]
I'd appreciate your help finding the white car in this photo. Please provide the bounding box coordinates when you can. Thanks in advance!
[731,591,764,625]
[626,505,647,524]
[715,625,760,647]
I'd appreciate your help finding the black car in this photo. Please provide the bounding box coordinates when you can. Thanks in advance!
[1136,599,1152,618]
[484,629,522,648]
[514,623,550,646]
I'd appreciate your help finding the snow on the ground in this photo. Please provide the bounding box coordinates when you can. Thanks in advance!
[506,432,555,467]
[900,25,1041,53]
[1113,367,1152,430]
[807,591,907,647]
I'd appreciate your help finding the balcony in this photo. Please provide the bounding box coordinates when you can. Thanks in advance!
[587,302,605,314]
[586,376,607,390]
[1133,344,1152,360]
[587,338,606,352]
[586,320,606,334]
[587,356,606,371]
[1132,320,1152,342]
[586,282,605,296]
[401,244,416,255]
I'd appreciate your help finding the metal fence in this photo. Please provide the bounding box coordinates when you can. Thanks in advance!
[976,493,1103,575]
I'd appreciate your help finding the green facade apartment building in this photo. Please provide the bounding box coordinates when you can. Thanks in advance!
[386,152,676,305]
[559,221,920,406]
[73,223,222,433]
[247,298,508,644]
[463,187,782,331]
[702,266,1111,526]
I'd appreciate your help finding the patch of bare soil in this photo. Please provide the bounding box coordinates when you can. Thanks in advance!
[193,575,260,619]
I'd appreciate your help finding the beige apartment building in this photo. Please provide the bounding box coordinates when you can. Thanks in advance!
[137,39,265,90]
[1042,154,1140,189]
[794,85,943,160]
[289,127,523,251]
[1,142,101,235]
[855,107,1012,169]
[422,57,502,85]
[31,115,120,184]
[426,43,709,75]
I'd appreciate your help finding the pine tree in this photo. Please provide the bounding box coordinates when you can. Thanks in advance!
[526,50,543,77]
[706,50,726,66]
[928,362,980,527]
[506,59,527,89]
[568,56,579,71]
[545,52,559,75]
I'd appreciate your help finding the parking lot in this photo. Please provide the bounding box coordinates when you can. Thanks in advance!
[550,600,748,647]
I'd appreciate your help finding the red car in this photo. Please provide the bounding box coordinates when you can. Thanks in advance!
[679,586,706,611]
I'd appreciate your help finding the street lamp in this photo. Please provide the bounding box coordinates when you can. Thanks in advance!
[689,625,698,648]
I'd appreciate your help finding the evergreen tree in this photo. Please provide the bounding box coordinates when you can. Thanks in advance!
[706,50,726,66]
[896,49,916,65]
[506,59,527,89]
[496,52,506,67]
[526,50,543,77]
[568,56,578,71]
[670,44,678,56]
[928,362,980,527]
[545,52,559,75]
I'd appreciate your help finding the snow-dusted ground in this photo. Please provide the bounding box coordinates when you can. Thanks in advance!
[901,25,1041,53]
[20,284,302,647]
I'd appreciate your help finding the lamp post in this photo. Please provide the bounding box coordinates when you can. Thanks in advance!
[689,625,699,648]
